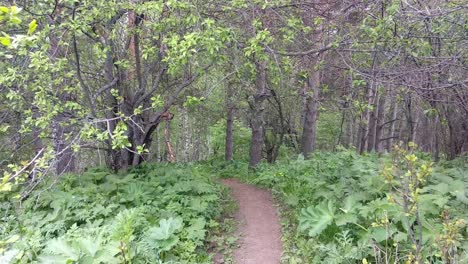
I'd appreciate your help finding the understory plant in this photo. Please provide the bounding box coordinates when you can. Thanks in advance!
[1,163,224,263]
[231,147,467,263]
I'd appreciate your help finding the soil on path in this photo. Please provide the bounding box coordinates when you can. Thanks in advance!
[220,179,283,264]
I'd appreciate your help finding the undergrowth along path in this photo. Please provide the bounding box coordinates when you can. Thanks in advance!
[220,179,283,264]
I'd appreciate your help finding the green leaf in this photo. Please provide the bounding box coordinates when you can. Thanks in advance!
[150,217,183,240]
[370,227,394,242]
[144,217,183,252]
[298,201,335,237]
[9,6,20,15]
[28,19,37,35]
[42,238,79,261]
[393,232,407,242]
[0,34,11,47]
[0,6,8,12]
[186,218,206,242]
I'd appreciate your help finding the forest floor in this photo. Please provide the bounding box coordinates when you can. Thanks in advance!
[220,179,283,264]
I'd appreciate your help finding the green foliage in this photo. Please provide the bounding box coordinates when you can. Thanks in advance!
[299,201,335,237]
[316,110,342,150]
[209,120,251,160]
[228,150,468,263]
[184,96,205,108]
[1,164,224,263]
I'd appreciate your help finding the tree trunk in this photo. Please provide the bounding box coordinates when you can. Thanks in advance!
[271,90,286,163]
[387,96,398,151]
[155,129,161,161]
[225,80,236,161]
[131,117,144,166]
[359,120,367,154]
[374,90,387,153]
[249,61,268,167]
[301,68,320,158]
[461,113,468,154]
[366,84,378,152]
[405,92,415,143]
[192,130,200,162]
[165,119,175,162]
[182,106,190,162]
[412,108,420,146]
[344,112,354,148]
[225,106,234,161]
[358,83,373,154]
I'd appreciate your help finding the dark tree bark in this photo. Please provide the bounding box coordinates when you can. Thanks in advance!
[366,84,377,152]
[374,90,387,153]
[249,61,268,167]
[301,68,320,158]
[267,88,286,163]
[225,81,235,161]
[387,95,399,152]
[359,83,373,154]
[405,92,415,143]
[462,113,468,154]
[358,124,365,153]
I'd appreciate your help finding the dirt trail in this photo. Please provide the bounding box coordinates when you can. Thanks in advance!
[220,179,283,264]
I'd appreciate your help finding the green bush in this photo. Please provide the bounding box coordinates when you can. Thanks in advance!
[229,150,468,263]
[1,163,224,263]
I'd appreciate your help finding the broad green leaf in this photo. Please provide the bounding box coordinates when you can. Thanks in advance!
[145,217,183,252]
[150,217,183,240]
[393,232,407,242]
[299,201,335,237]
[145,217,182,251]
[186,217,206,242]
[42,238,79,261]
[370,227,396,243]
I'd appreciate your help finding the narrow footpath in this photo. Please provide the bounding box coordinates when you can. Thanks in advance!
[220,179,283,264]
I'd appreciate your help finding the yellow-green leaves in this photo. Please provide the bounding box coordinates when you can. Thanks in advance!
[151,94,164,108]
[0,6,24,48]
[136,145,148,155]
[0,181,12,192]
[0,124,10,133]
[111,121,131,150]
[244,29,272,58]
[183,95,205,108]
[28,19,37,35]
[0,6,8,14]
[0,33,11,47]
[0,6,21,24]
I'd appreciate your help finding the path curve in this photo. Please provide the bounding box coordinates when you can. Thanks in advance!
[220,179,283,264]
